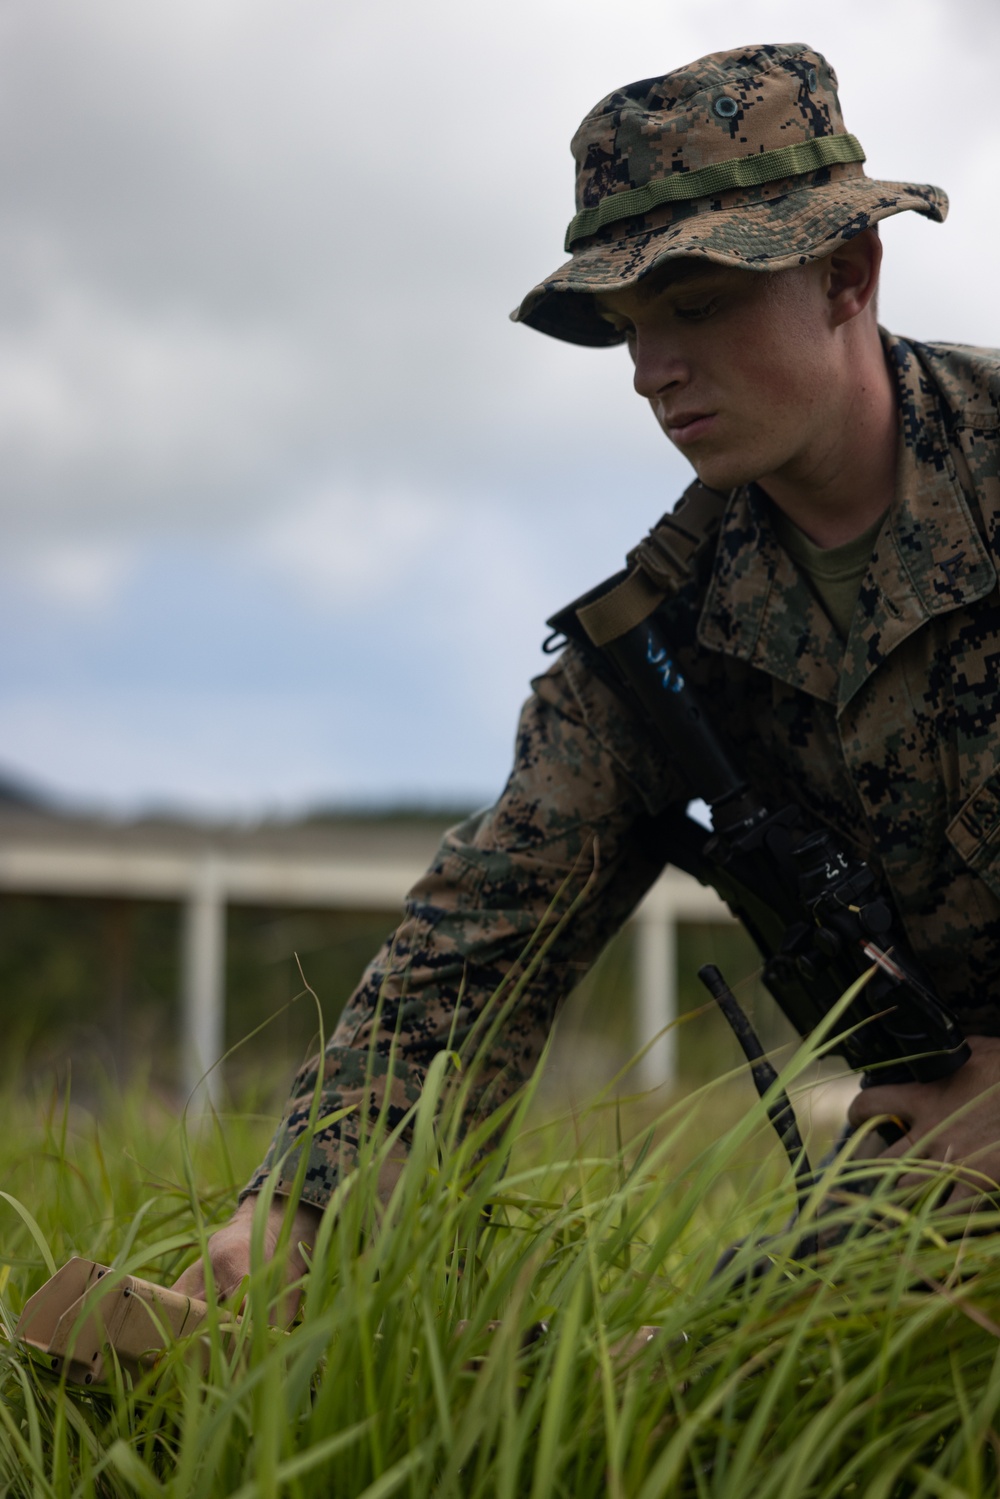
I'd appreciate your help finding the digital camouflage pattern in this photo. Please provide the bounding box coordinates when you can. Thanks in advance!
[248,333,1000,1212]
[512,44,946,346]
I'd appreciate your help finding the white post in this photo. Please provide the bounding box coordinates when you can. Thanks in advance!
[633,892,677,1093]
[181,854,226,1108]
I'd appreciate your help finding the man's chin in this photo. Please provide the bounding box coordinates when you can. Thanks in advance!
[685,453,760,494]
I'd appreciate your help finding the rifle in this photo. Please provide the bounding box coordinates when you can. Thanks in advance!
[601,613,969,1089]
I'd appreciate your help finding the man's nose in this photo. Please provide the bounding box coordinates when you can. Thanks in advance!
[631,332,687,401]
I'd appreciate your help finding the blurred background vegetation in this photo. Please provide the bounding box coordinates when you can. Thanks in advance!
[0,810,793,1116]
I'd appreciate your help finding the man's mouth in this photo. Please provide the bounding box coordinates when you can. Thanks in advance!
[663,411,716,444]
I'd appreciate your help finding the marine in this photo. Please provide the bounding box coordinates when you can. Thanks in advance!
[174,42,1000,1303]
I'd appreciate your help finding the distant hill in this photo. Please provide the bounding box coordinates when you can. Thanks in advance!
[0,771,49,809]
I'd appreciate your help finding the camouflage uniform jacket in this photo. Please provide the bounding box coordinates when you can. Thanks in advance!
[248,331,1000,1212]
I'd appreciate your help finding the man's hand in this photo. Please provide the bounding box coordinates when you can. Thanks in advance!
[172,1194,324,1322]
[847,1035,1000,1204]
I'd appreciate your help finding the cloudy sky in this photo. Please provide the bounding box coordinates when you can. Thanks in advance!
[1,0,998,816]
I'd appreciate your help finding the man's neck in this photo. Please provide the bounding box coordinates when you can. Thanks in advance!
[756,329,898,550]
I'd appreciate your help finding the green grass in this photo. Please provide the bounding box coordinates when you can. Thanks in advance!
[3,1022,1000,1497]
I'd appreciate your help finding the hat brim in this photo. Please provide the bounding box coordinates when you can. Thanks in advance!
[511,177,948,346]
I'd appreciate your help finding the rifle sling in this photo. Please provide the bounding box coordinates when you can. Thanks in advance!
[557,480,729,649]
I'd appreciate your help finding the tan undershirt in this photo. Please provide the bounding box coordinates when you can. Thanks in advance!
[771,508,887,641]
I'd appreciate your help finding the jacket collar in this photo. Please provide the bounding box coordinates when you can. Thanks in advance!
[697,332,996,712]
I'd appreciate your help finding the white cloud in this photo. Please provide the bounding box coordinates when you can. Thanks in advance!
[250,483,454,610]
[0,0,994,550]
[16,538,137,612]
[0,285,314,536]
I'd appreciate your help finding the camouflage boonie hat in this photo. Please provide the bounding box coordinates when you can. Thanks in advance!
[511,43,947,347]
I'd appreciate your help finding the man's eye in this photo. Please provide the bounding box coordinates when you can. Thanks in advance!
[675,300,718,322]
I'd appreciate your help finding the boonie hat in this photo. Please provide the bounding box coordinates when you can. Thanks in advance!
[511,43,947,346]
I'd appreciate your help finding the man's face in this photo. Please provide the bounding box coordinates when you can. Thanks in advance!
[594,258,837,495]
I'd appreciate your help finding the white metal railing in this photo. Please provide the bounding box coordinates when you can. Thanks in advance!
[0,838,732,1101]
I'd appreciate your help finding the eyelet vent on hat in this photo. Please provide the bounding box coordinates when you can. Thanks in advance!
[807,67,818,91]
[714,96,739,118]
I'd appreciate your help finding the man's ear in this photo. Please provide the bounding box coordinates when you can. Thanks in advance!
[826,228,882,328]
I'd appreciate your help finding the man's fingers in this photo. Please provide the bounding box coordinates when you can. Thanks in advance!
[171,1259,236,1302]
[171,1233,252,1303]
[275,1285,303,1327]
[845,1115,917,1157]
[847,1086,911,1131]
[171,1262,208,1300]
[874,1130,915,1161]
[169,1197,322,1325]
[889,1161,992,1206]
[937,1179,976,1209]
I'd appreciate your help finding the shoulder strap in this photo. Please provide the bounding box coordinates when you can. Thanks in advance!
[551,481,729,649]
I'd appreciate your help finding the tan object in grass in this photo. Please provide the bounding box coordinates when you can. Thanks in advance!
[16,1258,212,1385]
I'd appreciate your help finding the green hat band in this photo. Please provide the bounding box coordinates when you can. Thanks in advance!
[564,132,866,251]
